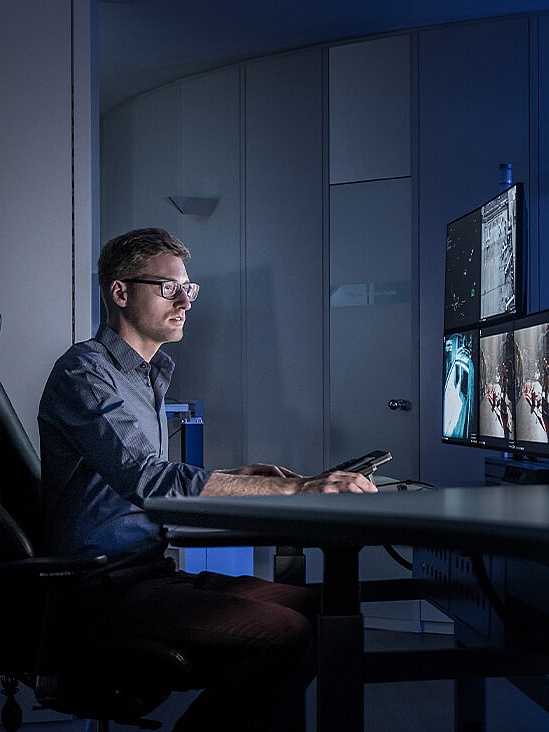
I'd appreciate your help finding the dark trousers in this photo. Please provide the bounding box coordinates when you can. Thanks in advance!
[74,558,318,732]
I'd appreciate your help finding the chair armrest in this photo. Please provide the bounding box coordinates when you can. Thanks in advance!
[0,554,107,576]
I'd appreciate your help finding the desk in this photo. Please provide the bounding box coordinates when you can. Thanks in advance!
[145,485,549,732]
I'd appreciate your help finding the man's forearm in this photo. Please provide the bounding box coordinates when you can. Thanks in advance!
[200,468,377,496]
[201,471,300,496]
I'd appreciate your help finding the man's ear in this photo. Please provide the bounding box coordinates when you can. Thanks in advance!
[110,280,129,309]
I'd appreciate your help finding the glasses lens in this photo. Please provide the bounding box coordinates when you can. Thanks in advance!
[160,281,199,301]
[161,281,179,299]
[186,283,199,302]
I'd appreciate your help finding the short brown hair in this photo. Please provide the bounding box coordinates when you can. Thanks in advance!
[98,228,190,310]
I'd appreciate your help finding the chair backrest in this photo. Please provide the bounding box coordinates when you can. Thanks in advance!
[0,313,43,554]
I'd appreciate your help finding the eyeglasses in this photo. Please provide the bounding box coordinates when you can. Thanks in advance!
[122,279,200,302]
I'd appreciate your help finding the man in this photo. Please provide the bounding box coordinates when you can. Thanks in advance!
[39,228,375,732]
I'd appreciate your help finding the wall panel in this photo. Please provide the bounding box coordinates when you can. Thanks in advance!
[171,68,243,470]
[132,86,180,233]
[100,104,135,243]
[418,17,529,484]
[329,35,410,184]
[245,50,324,474]
[0,0,73,450]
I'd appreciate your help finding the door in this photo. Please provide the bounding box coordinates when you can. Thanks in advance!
[329,178,417,480]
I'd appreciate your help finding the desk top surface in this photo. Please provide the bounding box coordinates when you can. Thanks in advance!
[145,484,549,559]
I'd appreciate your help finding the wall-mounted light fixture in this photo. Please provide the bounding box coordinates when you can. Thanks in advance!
[167,196,219,217]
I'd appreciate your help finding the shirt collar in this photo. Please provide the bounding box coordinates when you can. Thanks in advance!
[95,323,175,380]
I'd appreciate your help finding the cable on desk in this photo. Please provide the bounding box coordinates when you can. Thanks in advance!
[470,554,509,624]
[375,479,436,571]
[383,544,412,571]
[375,479,437,491]
[169,425,183,440]
[470,554,549,646]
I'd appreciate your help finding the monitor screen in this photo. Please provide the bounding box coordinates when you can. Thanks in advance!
[480,184,521,321]
[514,311,549,457]
[444,183,524,332]
[478,322,515,449]
[442,330,479,444]
[444,209,481,331]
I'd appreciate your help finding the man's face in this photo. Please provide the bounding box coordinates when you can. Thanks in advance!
[119,253,192,354]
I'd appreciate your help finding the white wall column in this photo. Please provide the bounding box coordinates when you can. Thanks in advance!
[0,0,97,450]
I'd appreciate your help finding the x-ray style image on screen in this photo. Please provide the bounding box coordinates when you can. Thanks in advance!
[442,331,478,443]
[478,328,515,446]
[514,317,549,454]
[480,185,518,321]
[444,210,481,331]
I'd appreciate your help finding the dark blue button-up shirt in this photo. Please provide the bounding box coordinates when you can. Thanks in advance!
[38,324,210,560]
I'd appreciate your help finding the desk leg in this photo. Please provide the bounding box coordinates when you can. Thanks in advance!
[318,547,363,732]
[274,546,307,732]
[454,639,486,732]
[455,677,485,732]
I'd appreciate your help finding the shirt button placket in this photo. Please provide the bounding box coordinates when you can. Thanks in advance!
[139,362,151,387]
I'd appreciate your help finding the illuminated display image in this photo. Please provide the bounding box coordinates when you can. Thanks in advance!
[514,322,549,445]
[479,331,514,441]
[443,332,478,441]
[444,211,481,330]
[480,186,517,321]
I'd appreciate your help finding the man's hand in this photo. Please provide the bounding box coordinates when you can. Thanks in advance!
[297,470,377,494]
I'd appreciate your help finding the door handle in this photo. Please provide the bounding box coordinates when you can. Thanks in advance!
[388,399,410,411]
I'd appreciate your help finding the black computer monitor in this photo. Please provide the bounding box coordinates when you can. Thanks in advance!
[442,329,479,444]
[477,321,515,450]
[513,310,549,457]
[444,183,524,332]
[480,183,523,322]
[444,208,481,331]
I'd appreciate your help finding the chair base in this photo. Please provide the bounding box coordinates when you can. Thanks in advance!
[1,676,22,732]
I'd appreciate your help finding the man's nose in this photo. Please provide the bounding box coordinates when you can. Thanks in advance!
[175,289,191,309]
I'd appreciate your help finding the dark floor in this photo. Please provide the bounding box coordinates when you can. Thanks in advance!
[361,630,549,732]
[10,630,549,731]
[362,629,454,732]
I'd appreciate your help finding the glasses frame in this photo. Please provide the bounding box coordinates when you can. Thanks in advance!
[122,278,200,302]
